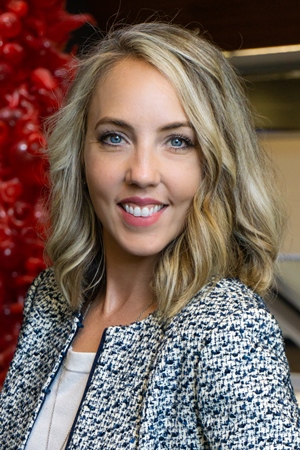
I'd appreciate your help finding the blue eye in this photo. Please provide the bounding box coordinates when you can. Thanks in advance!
[169,135,194,149]
[109,134,122,144]
[171,137,184,147]
[99,132,124,146]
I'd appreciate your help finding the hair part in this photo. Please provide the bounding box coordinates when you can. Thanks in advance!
[45,22,284,318]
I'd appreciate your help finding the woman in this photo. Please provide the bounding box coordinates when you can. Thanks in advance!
[0,22,299,449]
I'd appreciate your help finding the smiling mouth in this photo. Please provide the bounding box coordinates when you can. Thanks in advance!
[121,204,165,217]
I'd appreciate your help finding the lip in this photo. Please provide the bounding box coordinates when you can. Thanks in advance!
[118,201,167,228]
[119,196,165,207]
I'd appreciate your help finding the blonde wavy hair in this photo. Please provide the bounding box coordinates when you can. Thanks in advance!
[46,22,284,318]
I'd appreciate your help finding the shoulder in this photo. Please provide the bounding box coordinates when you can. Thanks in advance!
[177,280,300,447]
[168,278,283,352]
[25,267,58,298]
[23,267,72,321]
[175,277,270,326]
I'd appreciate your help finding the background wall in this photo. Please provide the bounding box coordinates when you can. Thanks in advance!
[261,132,300,254]
[67,0,300,51]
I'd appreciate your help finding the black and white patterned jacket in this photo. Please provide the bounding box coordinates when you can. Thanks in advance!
[0,268,299,449]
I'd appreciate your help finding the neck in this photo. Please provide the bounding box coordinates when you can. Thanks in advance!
[98,239,158,318]
[72,240,158,353]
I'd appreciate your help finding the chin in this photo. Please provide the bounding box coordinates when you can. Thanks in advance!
[128,248,162,258]
[121,242,165,258]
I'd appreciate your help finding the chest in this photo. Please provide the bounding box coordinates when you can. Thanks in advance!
[3,315,204,449]
[66,326,202,449]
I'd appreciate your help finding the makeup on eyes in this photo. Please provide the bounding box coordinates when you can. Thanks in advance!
[96,128,197,151]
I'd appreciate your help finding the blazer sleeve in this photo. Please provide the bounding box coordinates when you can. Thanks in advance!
[197,307,300,449]
[1,269,50,392]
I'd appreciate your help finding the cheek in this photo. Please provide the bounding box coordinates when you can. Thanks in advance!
[189,161,202,197]
[85,157,112,192]
[171,166,201,204]
[86,176,109,205]
[85,165,106,205]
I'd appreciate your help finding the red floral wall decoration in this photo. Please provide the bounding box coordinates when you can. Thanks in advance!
[0,0,94,386]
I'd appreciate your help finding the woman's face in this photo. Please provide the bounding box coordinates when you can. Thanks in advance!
[84,58,202,260]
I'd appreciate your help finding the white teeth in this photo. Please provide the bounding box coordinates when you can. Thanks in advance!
[141,207,149,217]
[123,204,164,217]
[133,206,141,216]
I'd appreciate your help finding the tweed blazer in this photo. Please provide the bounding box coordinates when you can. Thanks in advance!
[0,268,299,449]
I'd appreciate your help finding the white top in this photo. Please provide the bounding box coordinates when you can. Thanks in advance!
[25,348,95,450]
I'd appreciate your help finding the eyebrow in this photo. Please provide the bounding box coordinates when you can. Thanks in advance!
[94,117,194,132]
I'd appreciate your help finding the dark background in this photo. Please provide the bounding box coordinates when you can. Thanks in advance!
[65,0,300,130]
[66,0,300,51]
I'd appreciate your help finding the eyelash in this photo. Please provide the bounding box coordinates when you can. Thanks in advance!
[97,131,126,146]
[168,134,195,149]
[97,131,195,149]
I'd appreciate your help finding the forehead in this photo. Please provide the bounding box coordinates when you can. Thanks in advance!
[93,58,175,99]
[87,58,188,125]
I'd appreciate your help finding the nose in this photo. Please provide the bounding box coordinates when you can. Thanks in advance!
[125,144,160,188]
